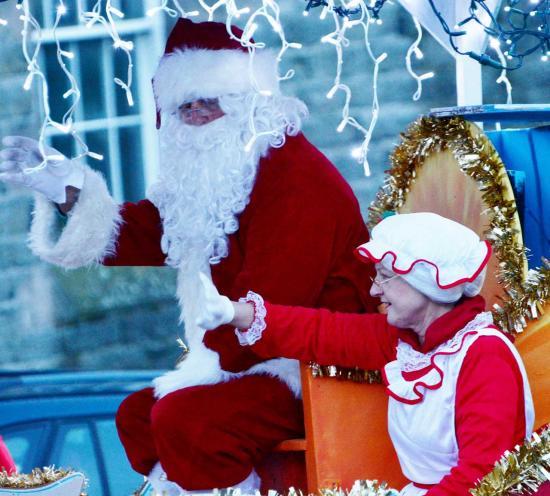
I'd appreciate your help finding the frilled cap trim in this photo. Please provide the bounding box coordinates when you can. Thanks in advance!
[355,240,492,289]
[355,212,492,290]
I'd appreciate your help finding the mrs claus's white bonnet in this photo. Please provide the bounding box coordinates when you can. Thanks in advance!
[355,212,492,303]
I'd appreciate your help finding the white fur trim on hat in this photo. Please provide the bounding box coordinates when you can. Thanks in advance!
[28,166,122,268]
[356,213,492,303]
[153,48,280,115]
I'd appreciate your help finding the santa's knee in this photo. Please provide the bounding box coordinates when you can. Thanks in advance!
[116,387,156,436]
[150,387,208,452]
[150,387,254,489]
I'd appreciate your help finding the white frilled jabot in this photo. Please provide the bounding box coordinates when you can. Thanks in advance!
[356,212,492,303]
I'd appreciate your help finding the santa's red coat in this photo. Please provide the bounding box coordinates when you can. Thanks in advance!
[112,133,378,489]
[104,133,378,370]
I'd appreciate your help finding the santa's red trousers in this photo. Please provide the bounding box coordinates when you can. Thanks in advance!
[116,375,304,490]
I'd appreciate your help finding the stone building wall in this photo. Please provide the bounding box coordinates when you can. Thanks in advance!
[0,1,548,371]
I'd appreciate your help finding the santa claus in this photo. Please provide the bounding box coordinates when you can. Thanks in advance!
[0,19,377,495]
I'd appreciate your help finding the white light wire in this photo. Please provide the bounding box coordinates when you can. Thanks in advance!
[405,16,434,101]
[146,0,200,19]
[321,0,387,176]
[19,0,102,172]
[82,0,136,107]
[491,38,513,104]
[17,0,151,174]
[225,0,302,151]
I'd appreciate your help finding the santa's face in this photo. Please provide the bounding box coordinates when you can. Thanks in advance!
[176,98,226,127]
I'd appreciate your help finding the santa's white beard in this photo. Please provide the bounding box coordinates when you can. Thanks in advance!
[150,113,269,398]
[148,112,268,272]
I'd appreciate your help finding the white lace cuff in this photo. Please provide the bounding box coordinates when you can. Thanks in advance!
[234,291,267,346]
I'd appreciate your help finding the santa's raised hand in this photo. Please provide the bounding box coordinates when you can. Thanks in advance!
[0,136,84,205]
[196,272,235,329]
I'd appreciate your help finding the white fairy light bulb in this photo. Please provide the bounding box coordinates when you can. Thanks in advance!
[108,6,125,18]
[234,7,250,18]
[244,137,255,153]
[0,18,7,26]
[23,73,33,91]
[57,3,67,16]
[243,23,258,42]
[326,86,338,99]
[419,71,435,80]
[351,147,362,159]
[87,152,104,161]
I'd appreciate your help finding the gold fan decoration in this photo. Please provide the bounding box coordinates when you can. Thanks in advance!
[367,116,548,335]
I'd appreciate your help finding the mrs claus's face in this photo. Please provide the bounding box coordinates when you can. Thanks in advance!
[369,264,431,331]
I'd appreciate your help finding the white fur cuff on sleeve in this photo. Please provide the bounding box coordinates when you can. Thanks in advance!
[28,166,122,268]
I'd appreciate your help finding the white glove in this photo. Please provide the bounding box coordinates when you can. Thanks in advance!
[196,272,235,329]
[0,136,84,204]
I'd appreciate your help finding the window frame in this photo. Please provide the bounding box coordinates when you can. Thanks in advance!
[35,0,166,202]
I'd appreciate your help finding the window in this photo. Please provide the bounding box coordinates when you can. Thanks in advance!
[35,0,166,202]
[96,419,143,496]
[3,424,50,472]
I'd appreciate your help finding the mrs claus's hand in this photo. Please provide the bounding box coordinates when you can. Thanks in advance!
[196,273,235,329]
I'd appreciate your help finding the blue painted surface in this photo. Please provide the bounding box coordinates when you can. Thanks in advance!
[430,104,550,122]
[0,370,162,496]
[486,127,550,268]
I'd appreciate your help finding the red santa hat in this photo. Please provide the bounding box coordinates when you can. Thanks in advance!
[355,212,492,303]
[153,18,280,128]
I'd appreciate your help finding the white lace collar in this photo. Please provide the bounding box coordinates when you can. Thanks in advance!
[396,312,494,373]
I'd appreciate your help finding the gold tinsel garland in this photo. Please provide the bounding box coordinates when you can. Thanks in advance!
[470,427,550,495]
[309,363,381,384]
[367,116,549,335]
[0,467,86,495]
[319,480,398,496]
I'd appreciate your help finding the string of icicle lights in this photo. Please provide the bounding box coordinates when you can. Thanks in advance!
[0,0,142,169]
[0,0,437,178]
[2,0,544,175]
[305,0,550,71]
[147,0,416,176]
